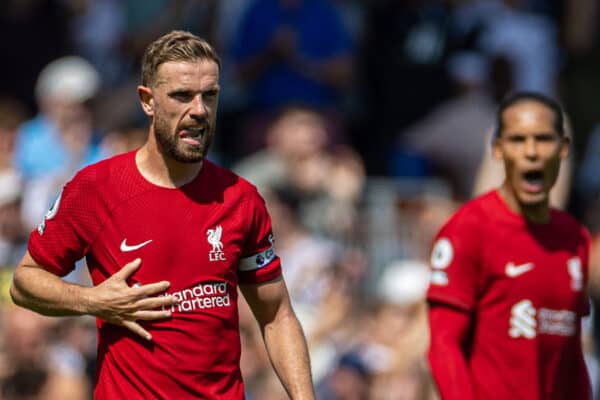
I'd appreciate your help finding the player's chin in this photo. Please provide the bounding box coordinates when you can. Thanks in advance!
[516,190,548,207]
[172,147,206,163]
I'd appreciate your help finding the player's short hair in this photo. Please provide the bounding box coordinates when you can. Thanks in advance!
[494,91,565,138]
[141,30,221,87]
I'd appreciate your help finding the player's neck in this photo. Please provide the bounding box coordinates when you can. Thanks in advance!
[497,185,551,224]
[136,144,203,188]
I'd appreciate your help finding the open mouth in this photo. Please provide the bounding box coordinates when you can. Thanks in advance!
[522,170,545,192]
[179,126,206,145]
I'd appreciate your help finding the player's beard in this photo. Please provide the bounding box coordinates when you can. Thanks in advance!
[153,113,213,163]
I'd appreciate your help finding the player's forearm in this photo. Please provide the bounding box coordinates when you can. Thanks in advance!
[428,342,476,400]
[428,305,476,400]
[263,308,315,400]
[10,264,93,316]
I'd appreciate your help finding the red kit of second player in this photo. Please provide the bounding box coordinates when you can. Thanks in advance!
[428,190,590,400]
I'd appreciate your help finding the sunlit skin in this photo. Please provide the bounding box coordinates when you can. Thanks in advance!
[136,59,220,187]
[493,100,569,224]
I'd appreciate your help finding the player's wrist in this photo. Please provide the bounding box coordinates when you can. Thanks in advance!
[72,284,99,316]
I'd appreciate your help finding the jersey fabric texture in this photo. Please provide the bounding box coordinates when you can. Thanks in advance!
[28,151,282,399]
[427,190,591,400]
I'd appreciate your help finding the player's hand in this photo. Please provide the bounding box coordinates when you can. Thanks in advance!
[87,258,177,341]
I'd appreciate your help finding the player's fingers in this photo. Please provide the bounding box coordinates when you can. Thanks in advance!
[133,309,173,321]
[113,258,142,280]
[122,320,152,341]
[135,280,171,296]
[135,295,178,310]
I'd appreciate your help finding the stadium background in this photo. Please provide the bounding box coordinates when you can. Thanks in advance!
[0,0,599,398]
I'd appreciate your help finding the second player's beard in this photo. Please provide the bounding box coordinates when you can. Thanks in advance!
[153,114,212,163]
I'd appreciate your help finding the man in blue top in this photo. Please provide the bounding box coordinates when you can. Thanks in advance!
[231,0,354,110]
[13,56,106,229]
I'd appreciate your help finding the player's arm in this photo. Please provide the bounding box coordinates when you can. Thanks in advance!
[10,251,177,341]
[240,276,315,400]
[428,301,476,400]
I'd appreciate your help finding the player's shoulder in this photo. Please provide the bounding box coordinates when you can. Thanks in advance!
[72,151,134,185]
[63,151,138,207]
[440,191,495,233]
[551,207,583,226]
[551,208,590,239]
[204,160,261,198]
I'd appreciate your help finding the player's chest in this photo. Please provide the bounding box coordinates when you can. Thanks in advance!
[94,199,247,278]
[481,232,584,307]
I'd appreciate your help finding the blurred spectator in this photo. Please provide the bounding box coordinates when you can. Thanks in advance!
[239,319,275,398]
[13,55,107,229]
[332,0,364,41]
[231,0,354,109]
[588,219,600,397]
[561,0,600,159]
[297,254,437,399]
[451,0,560,95]
[366,260,431,371]
[561,0,600,218]
[395,51,496,200]
[262,185,340,317]
[234,105,331,191]
[0,177,24,267]
[100,125,148,157]
[47,317,95,399]
[67,0,127,88]
[357,0,454,175]
[247,372,291,400]
[0,307,91,400]
[387,0,561,197]
[0,0,71,112]
[315,352,371,400]
[574,123,600,206]
[362,260,437,400]
[0,307,52,399]
[0,98,29,266]
[234,105,366,241]
[228,0,355,156]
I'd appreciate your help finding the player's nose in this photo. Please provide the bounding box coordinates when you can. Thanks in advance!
[524,137,538,159]
[189,95,208,117]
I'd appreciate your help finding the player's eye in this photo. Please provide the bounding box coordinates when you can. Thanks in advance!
[203,90,218,100]
[507,135,526,143]
[536,133,557,142]
[170,91,193,102]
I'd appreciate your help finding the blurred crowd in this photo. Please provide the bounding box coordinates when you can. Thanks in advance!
[1,0,600,399]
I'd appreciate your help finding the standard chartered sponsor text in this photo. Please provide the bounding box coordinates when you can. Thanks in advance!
[162,282,231,312]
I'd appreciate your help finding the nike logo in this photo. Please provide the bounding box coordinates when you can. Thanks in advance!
[120,239,153,252]
[505,262,534,278]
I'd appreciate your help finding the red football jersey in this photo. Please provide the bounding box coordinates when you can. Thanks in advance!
[28,151,282,399]
[427,190,591,400]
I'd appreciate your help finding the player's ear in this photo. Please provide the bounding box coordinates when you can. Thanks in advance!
[138,85,154,117]
[559,135,570,160]
[492,135,503,160]
[492,138,502,160]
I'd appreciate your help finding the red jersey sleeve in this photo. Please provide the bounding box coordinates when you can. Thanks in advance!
[238,187,282,284]
[427,212,481,312]
[28,169,104,277]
